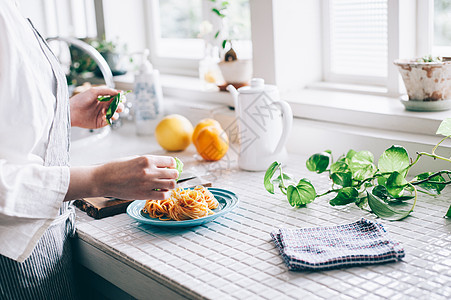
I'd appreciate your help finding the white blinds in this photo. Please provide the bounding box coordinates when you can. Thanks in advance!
[328,0,388,78]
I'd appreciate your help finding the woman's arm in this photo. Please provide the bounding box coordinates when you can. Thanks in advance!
[67,87,179,201]
[65,156,178,201]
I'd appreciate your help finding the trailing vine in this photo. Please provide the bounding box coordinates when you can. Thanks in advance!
[264,118,451,221]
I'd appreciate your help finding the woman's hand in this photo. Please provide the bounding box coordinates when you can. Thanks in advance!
[65,156,179,201]
[70,86,125,128]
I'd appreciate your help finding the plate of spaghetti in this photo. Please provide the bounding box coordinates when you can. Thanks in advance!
[126,186,239,227]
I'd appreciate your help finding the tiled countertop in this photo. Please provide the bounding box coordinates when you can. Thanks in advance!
[73,147,451,299]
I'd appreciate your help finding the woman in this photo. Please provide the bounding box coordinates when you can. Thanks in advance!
[0,1,177,299]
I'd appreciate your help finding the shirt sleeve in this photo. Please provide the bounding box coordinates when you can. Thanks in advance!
[0,1,70,262]
[0,163,69,262]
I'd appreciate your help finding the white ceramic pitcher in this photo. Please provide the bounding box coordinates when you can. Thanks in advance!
[227,78,293,171]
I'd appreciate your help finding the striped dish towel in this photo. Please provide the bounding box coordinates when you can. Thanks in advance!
[270,218,405,271]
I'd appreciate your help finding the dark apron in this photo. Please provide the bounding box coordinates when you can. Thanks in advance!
[0,20,77,300]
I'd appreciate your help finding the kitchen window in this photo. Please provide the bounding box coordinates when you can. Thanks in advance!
[322,0,388,86]
[14,0,451,150]
[433,0,451,56]
[18,0,97,38]
[319,0,451,97]
[17,1,447,99]
[144,0,252,76]
[320,0,403,95]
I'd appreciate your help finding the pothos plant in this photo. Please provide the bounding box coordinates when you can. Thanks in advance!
[264,118,451,221]
[208,0,238,61]
[209,0,231,50]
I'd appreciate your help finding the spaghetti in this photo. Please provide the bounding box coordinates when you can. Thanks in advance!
[142,186,219,221]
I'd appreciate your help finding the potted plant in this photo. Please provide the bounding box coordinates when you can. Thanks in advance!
[394,55,451,111]
[67,37,128,87]
[90,37,128,76]
[205,0,252,90]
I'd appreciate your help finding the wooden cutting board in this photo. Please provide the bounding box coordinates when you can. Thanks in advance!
[73,197,133,219]
[73,183,212,219]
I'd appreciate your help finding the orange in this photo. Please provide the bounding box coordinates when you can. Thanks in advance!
[194,126,229,161]
[155,114,194,151]
[192,118,222,147]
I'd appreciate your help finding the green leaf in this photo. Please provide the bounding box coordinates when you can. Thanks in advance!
[106,94,121,125]
[355,195,368,209]
[378,145,410,176]
[349,151,377,181]
[374,184,414,203]
[214,30,220,39]
[372,185,388,200]
[330,172,352,187]
[389,195,415,202]
[212,8,222,16]
[345,149,357,161]
[273,173,295,189]
[446,205,451,218]
[98,90,131,125]
[286,179,316,207]
[175,158,183,181]
[367,191,414,221]
[386,171,408,198]
[306,152,331,173]
[413,172,446,195]
[264,162,280,194]
[330,161,350,174]
[377,176,387,187]
[286,185,301,207]
[337,155,346,163]
[222,39,227,49]
[330,187,358,206]
[436,118,451,136]
[97,95,112,101]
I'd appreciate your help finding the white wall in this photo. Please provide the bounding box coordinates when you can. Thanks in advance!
[286,118,450,175]
[102,0,147,54]
[250,0,322,92]
[17,0,47,34]
[273,0,322,92]
[17,0,97,38]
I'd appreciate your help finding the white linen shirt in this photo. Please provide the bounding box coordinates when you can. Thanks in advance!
[0,0,70,261]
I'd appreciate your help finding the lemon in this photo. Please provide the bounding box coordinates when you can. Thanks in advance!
[192,118,222,147]
[204,71,217,83]
[155,114,194,151]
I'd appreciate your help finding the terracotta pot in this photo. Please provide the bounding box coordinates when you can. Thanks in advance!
[394,59,451,101]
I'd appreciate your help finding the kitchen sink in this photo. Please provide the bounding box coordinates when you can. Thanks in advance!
[71,126,110,146]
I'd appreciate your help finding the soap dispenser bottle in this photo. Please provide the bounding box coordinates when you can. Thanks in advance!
[133,49,163,135]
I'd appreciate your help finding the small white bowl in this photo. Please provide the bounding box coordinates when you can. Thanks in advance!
[218,59,253,84]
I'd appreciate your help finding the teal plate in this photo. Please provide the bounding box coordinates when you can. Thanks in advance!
[126,188,239,227]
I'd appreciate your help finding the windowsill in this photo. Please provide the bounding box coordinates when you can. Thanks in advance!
[114,74,234,106]
[114,74,449,140]
[282,88,447,137]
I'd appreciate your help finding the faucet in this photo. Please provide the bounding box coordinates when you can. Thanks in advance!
[46,37,119,141]
[46,36,115,89]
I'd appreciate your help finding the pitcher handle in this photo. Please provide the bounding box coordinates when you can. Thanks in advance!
[272,100,293,155]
